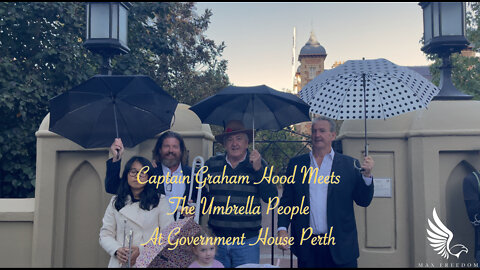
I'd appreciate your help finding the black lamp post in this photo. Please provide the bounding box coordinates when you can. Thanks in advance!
[84,2,131,75]
[420,2,472,100]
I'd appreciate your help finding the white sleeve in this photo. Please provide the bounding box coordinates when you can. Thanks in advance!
[158,195,175,230]
[362,175,373,186]
[99,197,123,257]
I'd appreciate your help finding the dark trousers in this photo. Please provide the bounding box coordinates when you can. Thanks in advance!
[297,236,357,268]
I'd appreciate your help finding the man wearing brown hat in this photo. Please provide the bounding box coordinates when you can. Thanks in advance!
[203,120,278,268]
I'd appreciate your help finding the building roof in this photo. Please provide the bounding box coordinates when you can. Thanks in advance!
[299,31,326,57]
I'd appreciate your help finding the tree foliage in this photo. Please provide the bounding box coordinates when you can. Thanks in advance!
[0,2,229,198]
[112,2,229,105]
[254,129,311,176]
[427,2,480,99]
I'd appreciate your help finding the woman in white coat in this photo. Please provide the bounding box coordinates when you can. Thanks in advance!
[99,156,174,267]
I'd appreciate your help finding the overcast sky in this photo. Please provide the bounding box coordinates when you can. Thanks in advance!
[195,2,432,91]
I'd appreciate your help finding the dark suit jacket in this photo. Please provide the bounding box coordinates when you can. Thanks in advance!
[278,152,374,265]
[463,172,480,261]
[104,159,205,220]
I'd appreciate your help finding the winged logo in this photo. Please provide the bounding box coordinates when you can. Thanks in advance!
[426,208,468,259]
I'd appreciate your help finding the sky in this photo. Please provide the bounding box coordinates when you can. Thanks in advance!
[194,2,433,91]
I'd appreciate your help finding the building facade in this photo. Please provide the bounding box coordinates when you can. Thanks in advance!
[293,30,327,94]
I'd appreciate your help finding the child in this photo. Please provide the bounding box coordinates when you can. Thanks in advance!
[188,229,224,268]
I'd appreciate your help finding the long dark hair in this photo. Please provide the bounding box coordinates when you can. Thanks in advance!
[113,156,160,211]
[152,131,186,165]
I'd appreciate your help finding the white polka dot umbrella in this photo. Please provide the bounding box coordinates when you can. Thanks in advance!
[299,58,440,155]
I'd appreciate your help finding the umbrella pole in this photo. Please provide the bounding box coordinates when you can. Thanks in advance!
[363,73,368,157]
[113,103,119,138]
[113,102,120,160]
[253,119,255,151]
[252,96,255,151]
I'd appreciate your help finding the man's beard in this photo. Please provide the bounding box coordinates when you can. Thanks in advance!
[161,152,181,168]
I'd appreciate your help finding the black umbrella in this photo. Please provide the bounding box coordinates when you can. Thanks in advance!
[189,85,311,149]
[49,75,178,149]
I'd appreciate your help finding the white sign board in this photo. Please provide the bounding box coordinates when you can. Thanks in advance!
[373,178,392,198]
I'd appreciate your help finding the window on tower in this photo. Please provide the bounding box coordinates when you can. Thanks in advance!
[309,67,316,79]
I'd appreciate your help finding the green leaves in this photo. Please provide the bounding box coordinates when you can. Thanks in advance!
[0,2,229,198]
[113,2,229,106]
[426,2,480,99]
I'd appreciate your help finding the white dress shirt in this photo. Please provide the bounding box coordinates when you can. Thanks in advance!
[226,152,247,169]
[308,149,334,234]
[278,149,372,234]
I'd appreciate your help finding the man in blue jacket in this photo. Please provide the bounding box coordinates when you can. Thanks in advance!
[277,116,375,268]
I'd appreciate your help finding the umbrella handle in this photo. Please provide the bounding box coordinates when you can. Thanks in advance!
[123,220,126,247]
[354,159,366,172]
[127,230,133,268]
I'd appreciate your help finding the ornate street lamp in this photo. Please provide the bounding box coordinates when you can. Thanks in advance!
[84,2,132,75]
[420,2,472,100]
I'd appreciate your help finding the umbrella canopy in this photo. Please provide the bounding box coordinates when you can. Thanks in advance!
[299,58,440,120]
[189,85,311,148]
[49,75,178,149]
[190,85,311,130]
[299,58,440,155]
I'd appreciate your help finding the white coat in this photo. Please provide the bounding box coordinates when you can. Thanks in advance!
[99,194,174,268]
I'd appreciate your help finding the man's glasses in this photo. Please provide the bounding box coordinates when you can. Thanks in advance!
[128,169,148,178]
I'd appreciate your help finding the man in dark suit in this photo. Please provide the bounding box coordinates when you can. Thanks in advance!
[277,116,375,268]
[463,172,480,264]
[106,131,202,220]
